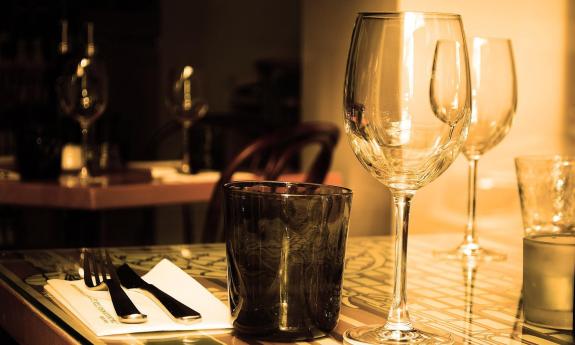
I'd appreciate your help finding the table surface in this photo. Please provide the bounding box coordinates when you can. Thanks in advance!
[0,166,342,210]
[0,234,572,345]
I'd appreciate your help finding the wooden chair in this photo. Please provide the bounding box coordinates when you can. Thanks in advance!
[200,121,340,243]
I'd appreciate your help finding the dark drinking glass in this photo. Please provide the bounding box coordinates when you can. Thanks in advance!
[224,181,352,341]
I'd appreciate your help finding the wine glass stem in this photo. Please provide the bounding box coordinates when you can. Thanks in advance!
[386,190,415,331]
[464,158,479,245]
[181,120,192,173]
[463,262,476,340]
[80,123,90,180]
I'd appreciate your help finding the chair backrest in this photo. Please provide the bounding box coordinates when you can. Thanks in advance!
[202,121,340,243]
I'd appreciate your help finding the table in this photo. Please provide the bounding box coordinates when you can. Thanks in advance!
[0,234,572,345]
[0,167,343,210]
[0,167,342,246]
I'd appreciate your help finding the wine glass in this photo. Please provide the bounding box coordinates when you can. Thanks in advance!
[435,37,517,261]
[58,56,108,185]
[167,65,209,174]
[343,12,471,344]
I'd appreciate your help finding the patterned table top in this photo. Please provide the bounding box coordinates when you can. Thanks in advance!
[0,234,572,344]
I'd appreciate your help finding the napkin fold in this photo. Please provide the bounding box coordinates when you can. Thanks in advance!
[45,259,232,336]
[149,166,256,184]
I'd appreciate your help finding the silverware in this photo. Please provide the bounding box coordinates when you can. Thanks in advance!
[117,263,201,323]
[83,249,147,324]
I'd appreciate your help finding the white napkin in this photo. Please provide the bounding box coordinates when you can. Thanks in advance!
[150,168,257,184]
[45,259,232,336]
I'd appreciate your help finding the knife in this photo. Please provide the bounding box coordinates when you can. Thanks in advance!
[116,263,202,323]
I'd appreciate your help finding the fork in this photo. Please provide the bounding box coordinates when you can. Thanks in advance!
[83,249,148,323]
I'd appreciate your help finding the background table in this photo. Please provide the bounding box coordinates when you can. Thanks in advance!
[0,169,343,210]
[0,167,342,247]
[0,234,572,344]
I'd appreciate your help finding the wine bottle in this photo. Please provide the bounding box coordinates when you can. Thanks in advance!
[56,20,79,146]
[14,21,70,181]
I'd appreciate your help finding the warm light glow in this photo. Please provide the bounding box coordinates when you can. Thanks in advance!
[61,144,82,170]
[82,96,91,109]
[183,79,192,111]
[76,59,91,77]
[478,177,495,190]
[451,41,462,111]
[182,65,194,79]
[180,248,192,258]
[80,58,90,68]
[398,109,412,145]
[402,12,424,101]
[182,66,194,111]
[398,13,425,145]
[471,37,487,124]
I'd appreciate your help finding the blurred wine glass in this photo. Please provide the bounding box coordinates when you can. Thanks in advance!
[58,55,108,185]
[434,37,517,261]
[166,65,208,174]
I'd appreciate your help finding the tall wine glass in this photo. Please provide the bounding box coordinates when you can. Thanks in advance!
[167,65,209,174]
[435,37,517,261]
[58,56,108,185]
[343,12,471,344]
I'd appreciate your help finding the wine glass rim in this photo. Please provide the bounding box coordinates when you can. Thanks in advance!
[515,155,575,163]
[358,11,461,19]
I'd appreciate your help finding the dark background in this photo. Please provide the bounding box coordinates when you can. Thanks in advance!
[0,0,301,248]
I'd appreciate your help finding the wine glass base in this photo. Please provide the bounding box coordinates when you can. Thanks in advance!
[59,174,109,187]
[433,242,506,262]
[344,324,453,345]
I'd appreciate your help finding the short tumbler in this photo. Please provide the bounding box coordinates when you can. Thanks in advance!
[224,181,352,341]
[515,155,574,330]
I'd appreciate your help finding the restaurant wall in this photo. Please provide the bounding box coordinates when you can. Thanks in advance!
[301,0,572,237]
[159,0,300,116]
[157,0,301,158]
[301,1,399,236]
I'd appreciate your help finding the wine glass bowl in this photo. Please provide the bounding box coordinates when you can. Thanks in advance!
[435,37,517,261]
[343,12,471,344]
[464,37,516,159]
[59,58,108,126]
[166,65,209,174]
[430,40,470,134]
[348,120,466,191]
[58,56,108,184]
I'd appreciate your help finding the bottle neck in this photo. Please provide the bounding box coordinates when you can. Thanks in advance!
[58,20,69,56]
[86,22,95,57]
